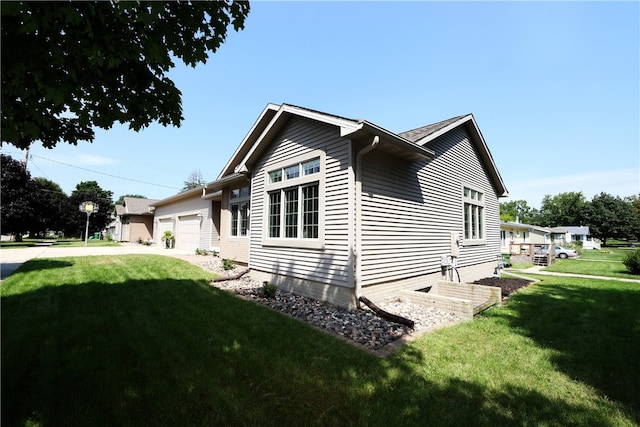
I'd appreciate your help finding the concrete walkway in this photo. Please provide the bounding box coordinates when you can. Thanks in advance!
[504,265,640,284]
[0,243,193,281]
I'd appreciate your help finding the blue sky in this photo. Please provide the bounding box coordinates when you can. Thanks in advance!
[7,1,639,208]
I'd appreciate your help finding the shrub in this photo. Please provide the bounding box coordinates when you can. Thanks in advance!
[261,282,278,299]
[622,250,640,275]
[222,259,234,271]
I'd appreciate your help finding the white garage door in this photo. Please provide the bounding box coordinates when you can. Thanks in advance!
[177,214,201,251]
[157,218,174,246]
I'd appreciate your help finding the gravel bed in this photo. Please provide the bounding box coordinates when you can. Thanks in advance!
[174,254,463,351]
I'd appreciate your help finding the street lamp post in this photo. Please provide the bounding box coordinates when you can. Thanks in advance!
[79,201,99,247]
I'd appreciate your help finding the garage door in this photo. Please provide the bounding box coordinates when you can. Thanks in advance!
[177,214,201,251]
[157,218,173,246]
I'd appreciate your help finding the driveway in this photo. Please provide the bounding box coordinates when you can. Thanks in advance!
[0,243,193,281]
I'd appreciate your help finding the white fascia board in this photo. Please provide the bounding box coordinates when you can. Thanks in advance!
[237,104,361,172]
[420,114,508,197]
[217,103,281,179]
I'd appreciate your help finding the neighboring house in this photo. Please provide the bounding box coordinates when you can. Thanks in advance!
[150,187,226,253]
[111,197,158,242]
[550,226,600,249]
[197,103,508,309]
[500,221,550,253]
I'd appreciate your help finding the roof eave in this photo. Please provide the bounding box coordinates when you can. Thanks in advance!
[343,121,435,162]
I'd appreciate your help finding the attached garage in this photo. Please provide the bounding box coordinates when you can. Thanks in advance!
[151,186,223,252]
[156,218,174,246]
[176,214,201,251]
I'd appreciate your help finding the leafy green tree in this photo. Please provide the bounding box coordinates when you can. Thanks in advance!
[182,169,206,191]
[1,1,250,149]
[586,192,636,246]
[67,181,114,238]
[499,200,540,224]
[626,195,640,241]
[0,154,36,240]
[538,191,587,227]
[30,178,73,237]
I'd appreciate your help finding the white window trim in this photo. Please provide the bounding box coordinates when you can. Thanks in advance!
[263,150,325,249]
[229,187,250,240]
[462,184,486,246]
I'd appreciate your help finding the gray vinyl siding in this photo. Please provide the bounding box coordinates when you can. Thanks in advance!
[360,126,500,287]
[249,117,353,289]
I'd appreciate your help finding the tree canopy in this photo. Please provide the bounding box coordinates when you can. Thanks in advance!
[538,191,587,228]
[585,192,637,246]
[68,181,114,237]
[1,1,250,149]
[0,154,37,239]
[499,200,539,224]
[182,169,206,191]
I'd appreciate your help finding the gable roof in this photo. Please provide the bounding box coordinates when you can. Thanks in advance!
[116,197,158,216]
[550,226,590,235]
[218,103,435,178]
[398,115,468,142]
[400,114,508,197]
[501,221,550,234]
[218,103,508,197]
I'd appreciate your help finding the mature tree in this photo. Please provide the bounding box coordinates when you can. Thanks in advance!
[115,194,147,205]
[30,178,73,237]
[538,191,587,227]
[182,169,205,191]
[626,195,640,241]
[585,192,637,246]
[2,1,250,149]
[499,200,540,224]
[0,154,36,240]
[67,181,114,238]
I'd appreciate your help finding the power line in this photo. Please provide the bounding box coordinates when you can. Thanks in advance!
[30,154,181,190]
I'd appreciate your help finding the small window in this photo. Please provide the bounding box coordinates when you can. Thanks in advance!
[463,186,484,241]
[269,170,282,183]
[230,186,250,237]
[302,158,320,176]
[285,165,300,180]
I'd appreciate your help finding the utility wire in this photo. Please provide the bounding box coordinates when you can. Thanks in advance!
[30,154,181,190]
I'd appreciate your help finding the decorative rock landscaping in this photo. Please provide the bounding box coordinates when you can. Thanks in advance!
[173,254,465,351]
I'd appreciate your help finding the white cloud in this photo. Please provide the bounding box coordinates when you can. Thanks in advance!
[504,168,640,208]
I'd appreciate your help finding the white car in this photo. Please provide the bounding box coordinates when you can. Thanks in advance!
[536,245,578,259]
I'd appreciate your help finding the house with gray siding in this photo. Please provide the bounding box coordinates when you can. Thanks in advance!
[150,187,222,252]
[203,103,508,309]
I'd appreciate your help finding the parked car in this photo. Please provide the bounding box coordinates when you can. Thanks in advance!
[535,245,578,259]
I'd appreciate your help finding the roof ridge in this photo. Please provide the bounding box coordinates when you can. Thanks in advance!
[398,114,470,143]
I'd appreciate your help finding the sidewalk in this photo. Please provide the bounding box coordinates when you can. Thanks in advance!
[504,265,640,284]
[0,243,193,281]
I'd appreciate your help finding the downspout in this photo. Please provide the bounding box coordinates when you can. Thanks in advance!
[354,135,380,308]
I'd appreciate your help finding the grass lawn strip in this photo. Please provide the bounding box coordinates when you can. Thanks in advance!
[1,255,638,426]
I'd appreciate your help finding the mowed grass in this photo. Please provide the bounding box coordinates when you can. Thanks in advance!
[0,238,121,249]
[544,250,639,280]
[1,255,638,426]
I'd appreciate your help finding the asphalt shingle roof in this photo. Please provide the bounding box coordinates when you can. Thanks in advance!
[398,115,469,143]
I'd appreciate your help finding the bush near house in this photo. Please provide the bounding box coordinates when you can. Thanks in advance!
[622,250,640,275]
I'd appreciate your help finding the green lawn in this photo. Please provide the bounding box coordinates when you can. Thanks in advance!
[544,255,639,280]
[1,255,638,426]
[0,238,121,249]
